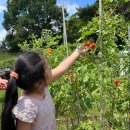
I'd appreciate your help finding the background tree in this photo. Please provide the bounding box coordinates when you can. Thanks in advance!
[116,1,130,21]
[67,1,98,43]
[3,0,65,51]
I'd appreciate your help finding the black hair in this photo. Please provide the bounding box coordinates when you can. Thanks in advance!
[1,52,46,130]
[0,68,11,80]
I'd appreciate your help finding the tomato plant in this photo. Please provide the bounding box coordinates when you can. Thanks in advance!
[19,0,130,129]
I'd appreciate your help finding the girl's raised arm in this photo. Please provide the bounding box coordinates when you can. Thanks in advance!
[51,47,90,81]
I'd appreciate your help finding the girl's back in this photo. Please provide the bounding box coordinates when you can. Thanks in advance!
[12,87,56,130]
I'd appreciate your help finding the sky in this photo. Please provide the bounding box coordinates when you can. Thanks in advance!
[0,0,96,42]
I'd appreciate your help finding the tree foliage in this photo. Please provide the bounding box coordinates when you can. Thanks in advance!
[67,2,98,43]
[3,0,64,51]
[116,1,130,21]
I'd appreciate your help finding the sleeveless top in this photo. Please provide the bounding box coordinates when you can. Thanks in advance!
[12,87,56,130]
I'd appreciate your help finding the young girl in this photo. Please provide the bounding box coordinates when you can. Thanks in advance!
[1,47,90,130]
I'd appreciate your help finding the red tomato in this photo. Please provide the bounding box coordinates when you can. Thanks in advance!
[114,80,119,87]
[85,41,91,47]
[91,43,96,49]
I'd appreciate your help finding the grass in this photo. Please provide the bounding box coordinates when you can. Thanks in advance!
[0,91,5,104]
[0,51,16,61]
[0,89,22,106]
[0,51,17,69]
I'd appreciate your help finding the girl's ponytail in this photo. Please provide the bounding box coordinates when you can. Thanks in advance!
[1,77,18,130]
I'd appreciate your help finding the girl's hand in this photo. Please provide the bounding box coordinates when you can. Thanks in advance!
[0,77,8,90]
[76,46,91,55]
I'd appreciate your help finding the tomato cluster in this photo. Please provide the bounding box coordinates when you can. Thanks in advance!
[84,41,96,49]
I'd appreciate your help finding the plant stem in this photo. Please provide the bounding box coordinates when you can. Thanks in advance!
[128,22,130,130]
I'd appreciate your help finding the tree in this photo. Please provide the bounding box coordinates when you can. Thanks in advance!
[116,1,130,21]
[66,16,83,43]
[67,1,98,43]
[76,1,98,23]
[3,0,64,51]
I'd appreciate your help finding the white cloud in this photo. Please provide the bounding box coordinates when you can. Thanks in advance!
[0,5,6,13]
[0,29,7,42]
[58,0,79,16]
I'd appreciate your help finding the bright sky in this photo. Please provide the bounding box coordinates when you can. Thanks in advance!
[0,0,96,42]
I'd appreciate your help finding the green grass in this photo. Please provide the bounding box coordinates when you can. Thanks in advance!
[0,91,5,103]
[0,51,17,68]
[0,51,16,61]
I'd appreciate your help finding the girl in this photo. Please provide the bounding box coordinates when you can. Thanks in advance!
[1,47,90,130]
[0,77,8,90]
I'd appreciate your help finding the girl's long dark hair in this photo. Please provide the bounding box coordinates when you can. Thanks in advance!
[1,78,18,130]
[1,52,46,130]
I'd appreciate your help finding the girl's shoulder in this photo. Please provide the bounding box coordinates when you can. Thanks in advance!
[18,95,39,108]
[17,87,50,108]
[12,96,39,123]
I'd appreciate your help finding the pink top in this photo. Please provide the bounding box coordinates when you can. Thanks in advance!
[12,87,56,130]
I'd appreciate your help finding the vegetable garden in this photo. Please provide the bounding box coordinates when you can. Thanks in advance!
[0,0,130,130]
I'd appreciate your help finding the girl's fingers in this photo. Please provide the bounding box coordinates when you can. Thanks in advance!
[0,79,8,90]
[2,79,8,84]
[0,78,8,84]
[82,47,91,53]
[0,84,7,90]
[1,86,7,90]
[85,46,90,51]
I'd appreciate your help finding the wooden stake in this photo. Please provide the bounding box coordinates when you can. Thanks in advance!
[99,0,103,129]
[62,0,68,57]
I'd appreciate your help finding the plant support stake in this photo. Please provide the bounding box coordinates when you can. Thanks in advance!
[99,0,103,129]
[128,22,130,130]
[62,0,68,57]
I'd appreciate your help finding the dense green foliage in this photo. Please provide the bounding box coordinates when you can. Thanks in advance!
[0,0,130,129]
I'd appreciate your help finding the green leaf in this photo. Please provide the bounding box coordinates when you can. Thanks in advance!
[124,0,129,2]
[83,74,89,83]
